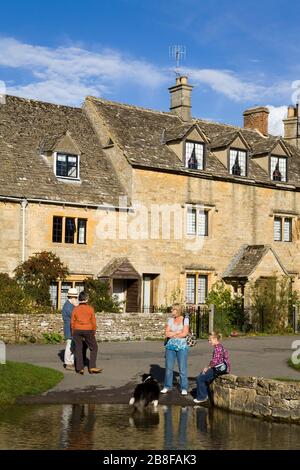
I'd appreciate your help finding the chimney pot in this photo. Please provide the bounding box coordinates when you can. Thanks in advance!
[243,106,269,136]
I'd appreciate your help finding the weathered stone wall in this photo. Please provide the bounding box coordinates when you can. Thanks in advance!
[212,374,300,423]
[0,312,169,343]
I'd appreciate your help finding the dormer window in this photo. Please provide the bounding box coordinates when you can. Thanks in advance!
[56,153,79,179]
[229,149,247,177]
[185,142,204,170]
[270,156,286,182]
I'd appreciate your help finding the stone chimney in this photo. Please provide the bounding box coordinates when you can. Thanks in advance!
[243,106,269,136]
[169,75,193,122]
[283,105,300,148]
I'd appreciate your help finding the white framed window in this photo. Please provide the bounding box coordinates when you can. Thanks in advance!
[274,216,292,242]
[270,156,287,182]
[185,274,208,304]
[186,275,196,304]
[229,149,247,176]
[274,217,282,241]
[185,142,204,170]
[283,218,292,242]
[187,206,208,236]
[55,153,80,179]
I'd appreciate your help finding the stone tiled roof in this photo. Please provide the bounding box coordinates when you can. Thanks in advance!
[98,257,140,278]
[222,245,287,279]
[0,95,126,205]
[89,97,300,187]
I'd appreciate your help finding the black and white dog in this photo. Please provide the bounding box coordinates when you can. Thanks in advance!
[129,373,160,409]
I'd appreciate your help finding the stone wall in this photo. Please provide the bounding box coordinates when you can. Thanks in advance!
[0,312,169,343]
[212,374,300,423]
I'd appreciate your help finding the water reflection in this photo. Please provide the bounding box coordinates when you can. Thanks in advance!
[0,404,299,450]
[60,404,96,450]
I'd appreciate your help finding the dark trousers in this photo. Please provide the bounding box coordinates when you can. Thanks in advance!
[73,330,98,371]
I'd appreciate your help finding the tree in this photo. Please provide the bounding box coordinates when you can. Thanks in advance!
[0,273,30,314]
[14,251,69,306]
[84,278,121,313]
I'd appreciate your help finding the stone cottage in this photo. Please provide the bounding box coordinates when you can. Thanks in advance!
[1,75,300,312]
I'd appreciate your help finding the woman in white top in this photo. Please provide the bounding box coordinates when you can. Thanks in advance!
[161,303,189,396]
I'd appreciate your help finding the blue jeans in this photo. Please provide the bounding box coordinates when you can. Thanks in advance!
[196,368,215,400]
[164,348,188,391]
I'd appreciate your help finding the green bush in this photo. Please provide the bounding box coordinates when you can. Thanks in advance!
[206,281,246,333]
[249,276,296,333]
[14,251,69,306]
[0,273,32,314]
[42,332,63,344]
[85,279,121,313]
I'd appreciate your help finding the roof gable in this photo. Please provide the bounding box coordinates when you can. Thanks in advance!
[223,244,288,279]
[98,257,140,279]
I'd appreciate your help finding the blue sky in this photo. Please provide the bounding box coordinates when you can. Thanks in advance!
[1,0,300,134]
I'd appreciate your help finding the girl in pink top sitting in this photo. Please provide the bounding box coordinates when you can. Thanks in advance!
[194,331,230,404]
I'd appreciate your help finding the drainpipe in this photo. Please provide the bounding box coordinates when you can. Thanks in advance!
[20,199,28,262]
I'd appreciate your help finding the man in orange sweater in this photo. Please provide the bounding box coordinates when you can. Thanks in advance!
[71,291,102,375]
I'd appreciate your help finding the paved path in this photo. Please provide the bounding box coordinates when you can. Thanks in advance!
[7,335,300,405]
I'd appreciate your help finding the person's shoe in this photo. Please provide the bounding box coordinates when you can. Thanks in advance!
[65,364,75,371]
[181,390,188,396]
[77,369,84,375]
[193,398,207,404]
[88,368,103,374]
[160,387,170,394]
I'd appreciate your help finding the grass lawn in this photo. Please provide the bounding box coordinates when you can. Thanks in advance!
[288,358,300,372]
[0,361,63,406]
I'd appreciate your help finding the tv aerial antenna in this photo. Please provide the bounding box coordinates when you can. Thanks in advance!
[169,45,186,76]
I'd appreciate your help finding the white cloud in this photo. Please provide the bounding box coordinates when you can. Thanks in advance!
[267,105,288,136]
[186,67,290,103]
[0,37,292,111]
[0,37,166,105]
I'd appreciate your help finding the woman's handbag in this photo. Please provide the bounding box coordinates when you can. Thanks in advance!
[213,361,228,377]
[185,332,197,347]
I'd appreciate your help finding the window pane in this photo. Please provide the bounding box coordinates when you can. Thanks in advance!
[186,275,196,304]
[61,282,72,309]
[187,208,196,235]
[185,142,204,170]
[274,217,282,241]
[75,282,85,294]
[283,218,292,242]
[238,151,246,176]
[77,219,87,244]
[278,158,286,182]
[229,149,238,174]
[67,155,78,178]
[195,143,204,170]
[52,216,63,243]
[49,283,58,309]
[198,276,208,304]
[198,211,208,236]
[56,154,67,177]
[65,217,76,243]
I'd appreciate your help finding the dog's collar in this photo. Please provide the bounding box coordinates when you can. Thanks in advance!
[144,376,152,382]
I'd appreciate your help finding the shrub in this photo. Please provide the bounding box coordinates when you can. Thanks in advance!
[85,279,121,312]
[249,275,294,333]
[206,281,246,333]
[0,273,31,314]
[42,333,63,344]
[14,251,69,306]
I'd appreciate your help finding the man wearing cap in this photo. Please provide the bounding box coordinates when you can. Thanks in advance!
[62,287,78,371]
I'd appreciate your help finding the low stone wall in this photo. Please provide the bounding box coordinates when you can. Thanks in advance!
[0,312,169,343]
[212,374,300,423]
